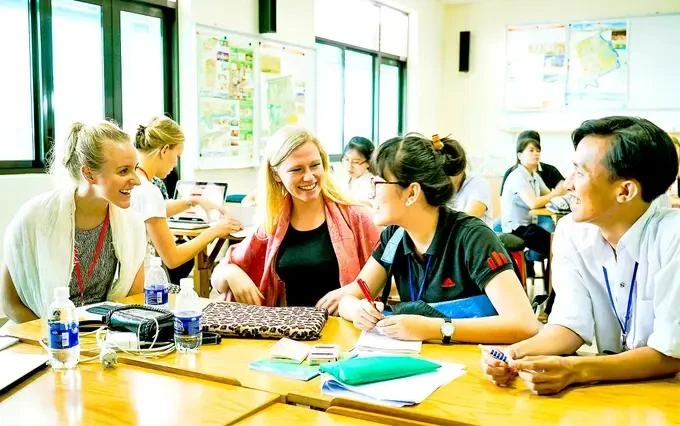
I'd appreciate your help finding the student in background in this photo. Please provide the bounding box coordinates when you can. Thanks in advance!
[483,116,680,395]
[211,126,380,312]
[337,134,537,344]
[499,130,565,195]
[439,136,493,227]
[341,136,375,207]
[1,121,146,323]
[500,137,567,256]
[131,116,242,270]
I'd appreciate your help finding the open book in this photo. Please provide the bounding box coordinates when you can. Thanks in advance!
[355,329,421,354]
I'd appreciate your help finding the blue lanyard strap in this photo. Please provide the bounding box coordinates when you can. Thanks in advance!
[407,255,433,302]
[602,261,639,341]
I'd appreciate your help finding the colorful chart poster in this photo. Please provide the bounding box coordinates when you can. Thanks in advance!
[566,20,628,108]
[505,24,568,110]
[259,42,314,144]
[196,29,256,168]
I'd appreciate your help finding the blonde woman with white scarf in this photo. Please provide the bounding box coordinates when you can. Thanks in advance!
[1,121,146,323]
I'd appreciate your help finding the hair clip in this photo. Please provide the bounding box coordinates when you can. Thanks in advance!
[136,125,146,135]
[431,134,444,151]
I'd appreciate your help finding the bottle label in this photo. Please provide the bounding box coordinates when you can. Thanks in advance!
[174,312,202,336]
[48,321,79,349]
[144,286,169,306]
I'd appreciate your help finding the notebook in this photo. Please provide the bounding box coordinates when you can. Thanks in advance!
[168,181,228,230]
[321,357,466,407]
[354,329,422,354]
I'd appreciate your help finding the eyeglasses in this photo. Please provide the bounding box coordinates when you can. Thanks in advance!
[369,176,405,199]
[341,156,367,167]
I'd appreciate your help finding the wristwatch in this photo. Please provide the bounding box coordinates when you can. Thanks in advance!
[441,318,454,344]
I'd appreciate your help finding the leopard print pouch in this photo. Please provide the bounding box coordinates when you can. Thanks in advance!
[201,301,328,340]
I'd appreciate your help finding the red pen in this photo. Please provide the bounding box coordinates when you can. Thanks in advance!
[357,278,375,305]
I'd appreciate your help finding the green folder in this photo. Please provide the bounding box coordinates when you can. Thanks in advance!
[248,359,320,381]
[319,356,440,386]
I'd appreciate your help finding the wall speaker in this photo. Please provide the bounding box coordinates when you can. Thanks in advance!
[459,31,470,72]
[259,0,277,34]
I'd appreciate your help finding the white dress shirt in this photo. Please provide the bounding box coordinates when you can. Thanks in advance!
[549,203,680,357]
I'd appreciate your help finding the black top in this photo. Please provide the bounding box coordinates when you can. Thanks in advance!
[276,221,340,307]
[500,162,565,195]
[372,207,513,303]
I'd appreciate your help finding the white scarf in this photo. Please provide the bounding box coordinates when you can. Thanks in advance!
[3,187,146,318]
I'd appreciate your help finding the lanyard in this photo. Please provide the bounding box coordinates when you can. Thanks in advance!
[73,208,110,304]
[407,255,433,302]
[602,261,638,349]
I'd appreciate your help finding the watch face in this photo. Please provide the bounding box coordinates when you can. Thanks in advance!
[442,322,454,336]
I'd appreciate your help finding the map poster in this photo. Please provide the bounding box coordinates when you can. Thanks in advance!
[566,20,628,108]
[196,29,256,168]
[505,24,568,110]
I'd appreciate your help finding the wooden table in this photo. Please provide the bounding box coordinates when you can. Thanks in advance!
[0,344,281,426]
[234,403,388,425]
[6,297,679,426]
[170,227,244,297]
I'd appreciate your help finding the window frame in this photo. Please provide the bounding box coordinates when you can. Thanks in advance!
[0,0,177,174]
[316,37,406,161]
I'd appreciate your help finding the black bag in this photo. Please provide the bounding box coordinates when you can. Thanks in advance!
[106,305,175,342]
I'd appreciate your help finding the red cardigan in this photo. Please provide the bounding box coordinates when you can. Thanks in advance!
[224,197,379,307]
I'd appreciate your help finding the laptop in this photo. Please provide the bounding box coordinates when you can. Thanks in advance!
[168,180,228,230]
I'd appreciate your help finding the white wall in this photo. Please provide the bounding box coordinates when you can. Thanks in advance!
[441,0,680,177]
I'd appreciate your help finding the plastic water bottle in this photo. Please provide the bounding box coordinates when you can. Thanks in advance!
[145,256,169,310]
[174,278,202,352]
[46,287,79,369]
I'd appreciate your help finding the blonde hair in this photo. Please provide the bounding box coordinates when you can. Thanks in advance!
[49,121,130,185]
[135,116,184,153]
[258,126,352,234]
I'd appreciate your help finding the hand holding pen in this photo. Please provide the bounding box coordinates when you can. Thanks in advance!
[353,278,384,331]
[480,345,520,387]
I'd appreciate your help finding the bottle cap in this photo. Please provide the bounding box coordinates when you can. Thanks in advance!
[54,286,69,300]
[179,278,193,290]
[150,256,162,267]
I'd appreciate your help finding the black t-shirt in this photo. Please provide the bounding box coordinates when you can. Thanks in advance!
[372,207,513,303]
[276,221,340,307]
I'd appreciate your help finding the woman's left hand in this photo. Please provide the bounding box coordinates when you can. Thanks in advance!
[375,315,433,341]
[316,288,346,316]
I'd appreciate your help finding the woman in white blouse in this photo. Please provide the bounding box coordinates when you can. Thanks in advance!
[341,136,375,207]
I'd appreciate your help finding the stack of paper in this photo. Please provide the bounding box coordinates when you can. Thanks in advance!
[354,329,422,354]
[321,359,466,407]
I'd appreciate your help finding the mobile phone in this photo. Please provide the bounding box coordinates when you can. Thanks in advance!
[85,302,124,317]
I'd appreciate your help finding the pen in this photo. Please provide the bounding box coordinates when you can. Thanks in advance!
[479,345,508,363]
[479,345,538,374]
[356,278,375,306]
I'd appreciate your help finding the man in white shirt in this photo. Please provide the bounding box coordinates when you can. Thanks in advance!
[482,116,680,395]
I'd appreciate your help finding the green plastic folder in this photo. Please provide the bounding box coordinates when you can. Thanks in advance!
[248,359,320,381]
[319,356,440,386]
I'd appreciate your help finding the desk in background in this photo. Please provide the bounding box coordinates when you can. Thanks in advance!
[170,227,245,297]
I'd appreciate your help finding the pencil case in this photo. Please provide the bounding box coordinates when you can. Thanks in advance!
[319,356,440,385]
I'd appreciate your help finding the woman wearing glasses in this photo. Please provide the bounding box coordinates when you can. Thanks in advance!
[337,134,538,344]
[341,136,375,207]
[211,126,380,313]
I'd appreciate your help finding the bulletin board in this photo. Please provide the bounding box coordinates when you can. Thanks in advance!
[503,14,680,132]
[195,26,315,169]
